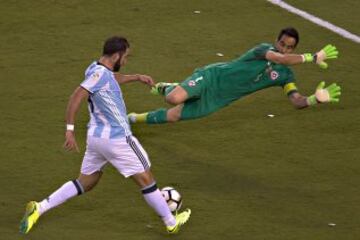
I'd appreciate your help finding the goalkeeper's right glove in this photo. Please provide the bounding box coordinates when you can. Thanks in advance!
[307,81,341,105]
[302,44,339,69]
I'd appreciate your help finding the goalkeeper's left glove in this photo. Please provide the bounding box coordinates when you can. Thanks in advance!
[307,81,341,105]
[302,44,339,69]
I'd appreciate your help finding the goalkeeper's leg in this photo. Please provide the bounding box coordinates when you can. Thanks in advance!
[128,94,219,124]
[151,82,189,106]
[128,105,183,124]
[151,71,206,106]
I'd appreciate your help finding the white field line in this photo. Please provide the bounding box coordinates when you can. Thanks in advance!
[267,0,360,44]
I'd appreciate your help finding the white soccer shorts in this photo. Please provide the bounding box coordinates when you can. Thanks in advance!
[81,135,151,178]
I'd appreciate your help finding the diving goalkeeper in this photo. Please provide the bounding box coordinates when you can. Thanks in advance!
[128,27,341,124]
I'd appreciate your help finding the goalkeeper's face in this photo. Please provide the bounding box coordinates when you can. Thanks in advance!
[275,35,297,54]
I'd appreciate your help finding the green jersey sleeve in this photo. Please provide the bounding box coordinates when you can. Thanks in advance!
[283,68,295,84]
[253,43,276,60]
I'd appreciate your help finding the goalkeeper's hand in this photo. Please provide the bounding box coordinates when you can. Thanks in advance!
[303,44,339,69]
[307,81,341,105]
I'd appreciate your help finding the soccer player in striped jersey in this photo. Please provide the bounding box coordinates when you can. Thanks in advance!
[128,27,341,124]
[19,36,190,235]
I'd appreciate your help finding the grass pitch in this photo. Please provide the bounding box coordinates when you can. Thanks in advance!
[1,0,359,239]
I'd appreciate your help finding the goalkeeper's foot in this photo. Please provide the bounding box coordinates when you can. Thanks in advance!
[150,82,179,96]
[128,112,148,124]
[128,112,137,123]
[166,208,191,234]
[19,201,41,234]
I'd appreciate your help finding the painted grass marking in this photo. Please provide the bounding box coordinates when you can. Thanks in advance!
[267,0,360,44]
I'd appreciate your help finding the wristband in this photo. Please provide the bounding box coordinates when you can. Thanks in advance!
[302,53,314,63]
[306,95,320,106]
[66,124,75,131]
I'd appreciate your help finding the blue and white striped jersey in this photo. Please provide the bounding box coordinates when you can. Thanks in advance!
[80,61,132,139]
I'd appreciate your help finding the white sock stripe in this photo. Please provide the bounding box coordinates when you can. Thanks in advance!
[141,182,158,194]
[141,181,157,191]
[75,179,85,194]
[72,180,84,195]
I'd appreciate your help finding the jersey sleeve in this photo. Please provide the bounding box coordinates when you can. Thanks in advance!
[253,44,275,60]
[281,69,298,96]
[80,69,107,94]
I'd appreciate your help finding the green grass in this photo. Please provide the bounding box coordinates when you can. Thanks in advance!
[1,0,359,239]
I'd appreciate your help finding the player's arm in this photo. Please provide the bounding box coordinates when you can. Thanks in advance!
[288,91,309,109]
[283,83,308,108]
[266,51,304,65]
[266,44,338,68]
[114,73,155,86]
[63,86,89,152]
[284,82,341,109]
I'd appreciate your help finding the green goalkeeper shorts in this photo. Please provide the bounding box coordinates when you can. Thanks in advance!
[179,71,224,120]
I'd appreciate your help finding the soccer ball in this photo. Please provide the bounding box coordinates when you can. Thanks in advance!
[161,186,183,212]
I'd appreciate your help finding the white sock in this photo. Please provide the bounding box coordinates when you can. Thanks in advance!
[142,183,176,227]
[38,180,84,215]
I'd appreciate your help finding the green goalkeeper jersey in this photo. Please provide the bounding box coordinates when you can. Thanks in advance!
[195,43,295,107]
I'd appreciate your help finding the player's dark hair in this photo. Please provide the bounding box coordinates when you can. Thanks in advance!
[277,27,299,46]
[102,36,129,56]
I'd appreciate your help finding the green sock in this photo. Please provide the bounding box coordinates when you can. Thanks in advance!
[146,108,168,124]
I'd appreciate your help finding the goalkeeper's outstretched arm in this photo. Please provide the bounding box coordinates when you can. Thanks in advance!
[266,44,338,68]
[284,82,341,109]
[288,92,310,109]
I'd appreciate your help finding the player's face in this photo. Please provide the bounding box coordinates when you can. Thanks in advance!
[275,35,297,54]
[120,48,130,66]
[113,48,130,72]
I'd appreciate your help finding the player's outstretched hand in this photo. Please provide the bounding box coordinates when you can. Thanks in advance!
[314,81,341,103]
[314,44,339,69]
[138,74,155,87]
[303,44,339,69]
[63,131,80,152]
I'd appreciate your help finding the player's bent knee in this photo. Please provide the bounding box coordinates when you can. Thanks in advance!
[167,114,180,123]
[165,94,185,105]
[166,111,181,123]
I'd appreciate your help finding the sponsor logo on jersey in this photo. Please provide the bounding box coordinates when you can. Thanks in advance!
[188,80,196,87]
[270,70,279,80]
[188,76,203,87]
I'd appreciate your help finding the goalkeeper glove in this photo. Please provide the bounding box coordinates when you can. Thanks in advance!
[302,44,339,69]
[307,81,341,105]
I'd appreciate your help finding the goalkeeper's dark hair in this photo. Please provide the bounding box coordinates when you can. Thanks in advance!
[102,36,129,56]
[277,27,299,46]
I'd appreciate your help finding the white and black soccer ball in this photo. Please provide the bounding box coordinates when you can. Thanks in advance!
[161,186,183,212]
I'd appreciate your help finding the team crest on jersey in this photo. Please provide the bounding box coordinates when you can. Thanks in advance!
[270,70,279,80]
[188,80,196,87]
[89,72,100,82]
